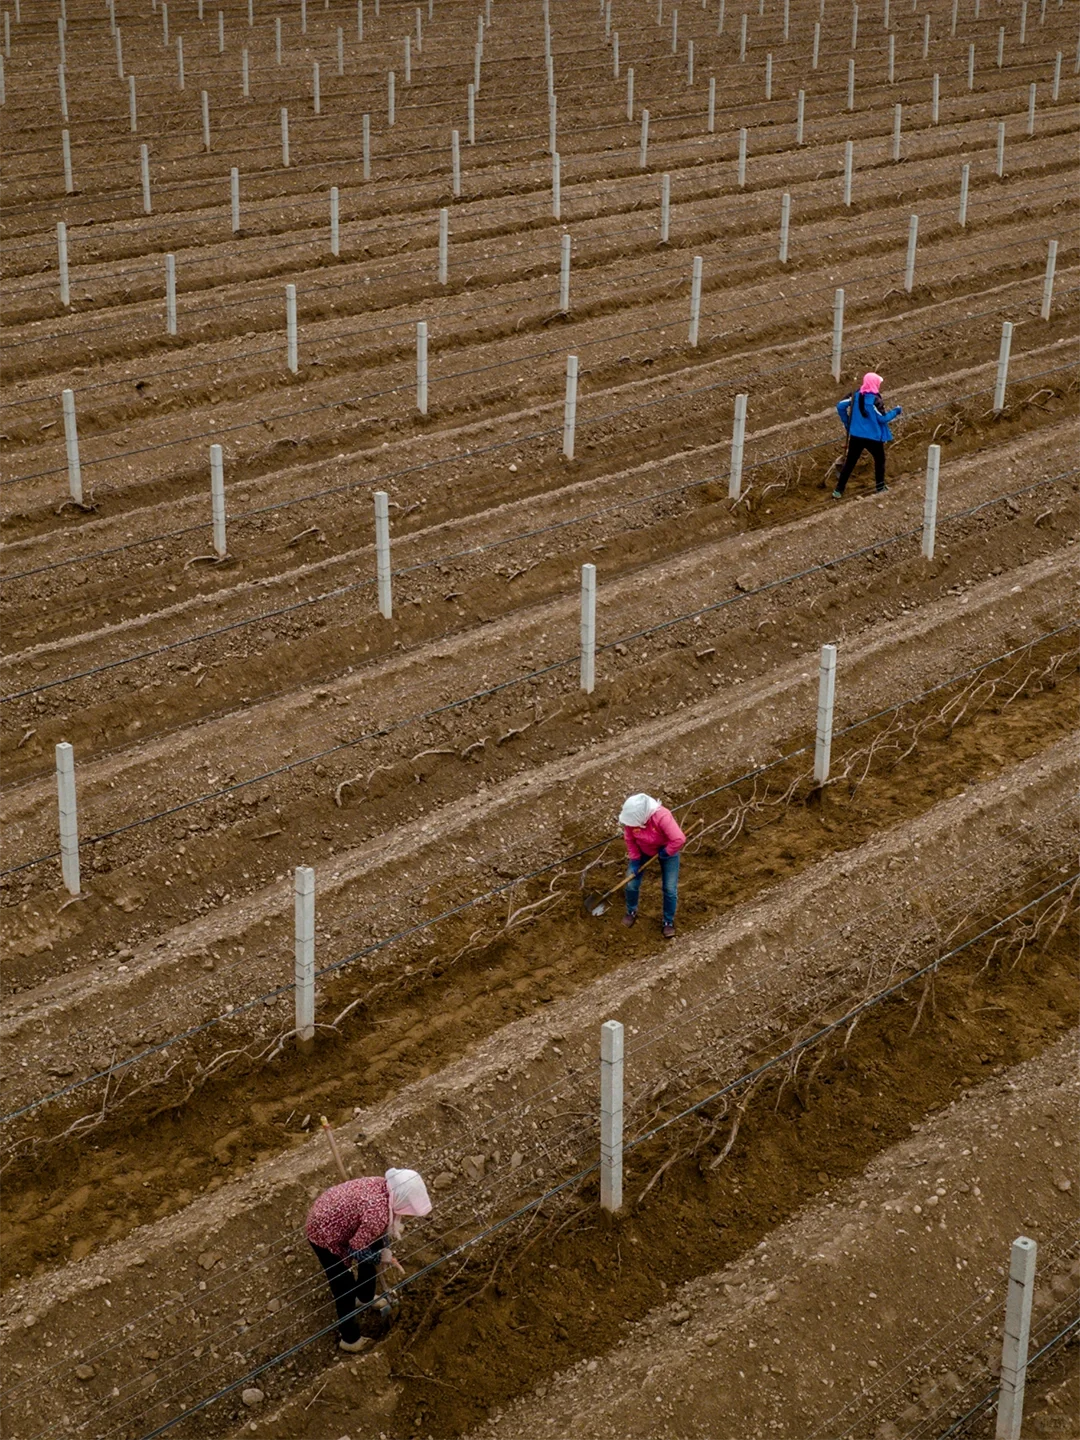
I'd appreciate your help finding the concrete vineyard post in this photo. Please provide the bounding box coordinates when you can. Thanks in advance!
[687,38,694,84]
[613,30,619,75]
[728,392,747,499]
[778,192,790,263]
[995,120,1005,176]
[996,24,1003,66]
[903,213,918,292]
[1018,0,1027,43]
[922,11,929,57]
[580,563,597,693]
[416,5,422,50]
[783,0,789,39]
[688,254,703,345]
[388,70,395,124]
[57,11,64,62]
[300,0,307,33]
[882,0,889,27]
[177,35,184,89]
[548,92,556,154]
[562,354,579,459]
[165,253,177,334]
[357,0,363,38]
[738,126,747,185]
[967,40,974,88]
[473,40,480,91]
[765,51,772,98]
[922,444,940,559]
[294,867,315,1054]
[275,14,281,62]
[62,388,82,504]
[1040,239,1057,319]
[467,82,475,142]
[996,1237,1037,1440]
[336,26,343,75]
[950,0,957,33]
[416,321,429,414]
[626,66,634,119]
[639,108,649,167]
[58,63,68,121]
[847,57,855,109]
[62,127,73,193]
[114,25,123,78]
[286,283,298,373]
[891,101,901,160]
[230,167,240,233]
[217,8,223,50]
[850,1,858,47]
[330,186,340,256]
[140,143,151,213]
[162,1,168,44]
[55,743,80,897]
[57,220,70,308]
[843,139,853,205]
[708,75,716,130]
[796,88,805,143]
[362,113,371,179]
[993,321,1012,411]
[437,206,448,283]
[599,1020,624,1212]
[660,172,671,242]
[1051,51,1061,99]
[128,74,136,130]
[739,11,747,59]
[209,444,226,557]
[559,232,571,313]
[313,60,320,113]
[374,490,392,617]
[200,88,210,150]
[1026,82,1035,134]
[958,162,970,225]
[813,643,837,784]
[813,20,820,67]
[281,105,290,165]
[452,128,462,196]
[931,71,939,122]
[671,8,678,53]
[888,32,894,81]
[248,0,253,24]
[404,34,410,84]
[831,287,844,381]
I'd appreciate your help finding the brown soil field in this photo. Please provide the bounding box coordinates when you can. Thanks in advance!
[1,0,1077,1436]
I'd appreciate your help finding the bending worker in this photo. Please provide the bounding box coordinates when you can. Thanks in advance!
[306,1167,431,1351]
[832,371,902,499]
[619,793,687,939]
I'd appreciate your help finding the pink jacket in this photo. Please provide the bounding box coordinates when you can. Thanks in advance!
[305,1177,390,1259]
[623,806,686,861]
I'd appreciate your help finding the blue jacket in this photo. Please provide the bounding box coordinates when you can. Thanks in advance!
[837,391,902,443]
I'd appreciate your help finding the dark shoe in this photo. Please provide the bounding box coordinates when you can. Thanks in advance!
[831,489,843,500]
[662,923,675,939]
[622,910,638,928]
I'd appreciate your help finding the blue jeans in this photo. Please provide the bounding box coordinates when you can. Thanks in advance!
[625,850,680,926]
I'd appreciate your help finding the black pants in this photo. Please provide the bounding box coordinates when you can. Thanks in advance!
[835,436,886,494]
[310,1241,379,1343]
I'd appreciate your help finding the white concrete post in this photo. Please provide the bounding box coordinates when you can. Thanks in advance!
[671,7,678,52]
[62,388,82,504]
[888,31,895,81]
[729,392,747,499]
[660,172,671,242]
[993,321,1013,412]
[404,34,410,83]
[626,66,634,119]
[778,193,790,263]
[416,321,429,414]
[139,143,152,214]
[388,69,395,124]
[437,206,448,283]
[294,866,315,1053]
[200,88,210,150]
[313,60,320,113]
[687,38,694,84]
[958,162,970,226]
[57,221,70,308]
[473,40,480,90]
[548,92,556,154]
[165,253,177,334]
[56,742,80,896]
[247,0,253,25]
[281,105,290,165]
[286,283,298,373]
[950,0,957,33]
[796,89,805,143]
[62,127,73,193]
[639,108,649,167]
[1040,239,1058,320]
[467,82,475,142]
[128,75,137,131]
[451,128,462,196]
[717,0,725,31]
[903,213,918,292]
[783,0,790,38]
[996,1237,1037,1440]
[708,75,716,131]
[891,101,901,160]
[230,166,240,233]
[300,0,307,33]
[931,70,939,122]
[737,126,747,185]
[1051,51,1061,99]
[162,0,169,44]
[812,19,820,67]
[599,1019,624,1212]
[613,30,619,76]
[813,643,837,784]
[209,443,226,557]
[1026,82,1036,134]
[967,40,974,88]
[764,50,772,98]
[275,14,281,61]
[995,119,1005,176]
[57,12,65,63]
[831,287,844,381]
[850,1,858,46]
[374,490,392,617]
[843,139,853,205]
[217,8,224,50]
[416,5,422,48]
[688,254,703,345]
[739,10,747,59]
[562,354,579,459]
[847,57,855,108]
[996,24,1004,66]
[58,63,68,121]
[580,563,597,693]
[362,113,371,179]
[330,186,340,256]
[882,0,889,27]
[357,0,363,38]
[559,232,571,313]
[336,26,343,75]
[1018,0,1027,43]
[176,34,184,89]
[922,443,940,559]
[922,10,929,57]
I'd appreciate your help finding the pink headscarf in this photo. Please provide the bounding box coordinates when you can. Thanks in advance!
[384,1168,431,1239]
[859,372,883,395]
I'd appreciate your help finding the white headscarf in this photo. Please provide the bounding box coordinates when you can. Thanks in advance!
[385,1167,432,1239]
[619,793,662,828]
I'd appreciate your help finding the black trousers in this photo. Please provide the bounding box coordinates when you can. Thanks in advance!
[835,436,886,493]
[310,1241,379,1343]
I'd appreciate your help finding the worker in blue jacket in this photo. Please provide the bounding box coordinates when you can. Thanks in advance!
[832,372,902,498]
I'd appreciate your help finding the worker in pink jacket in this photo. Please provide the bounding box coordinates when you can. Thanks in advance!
[619,793,687,938]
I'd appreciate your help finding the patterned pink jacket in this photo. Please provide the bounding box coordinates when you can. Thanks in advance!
[305,1177,390,1260]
